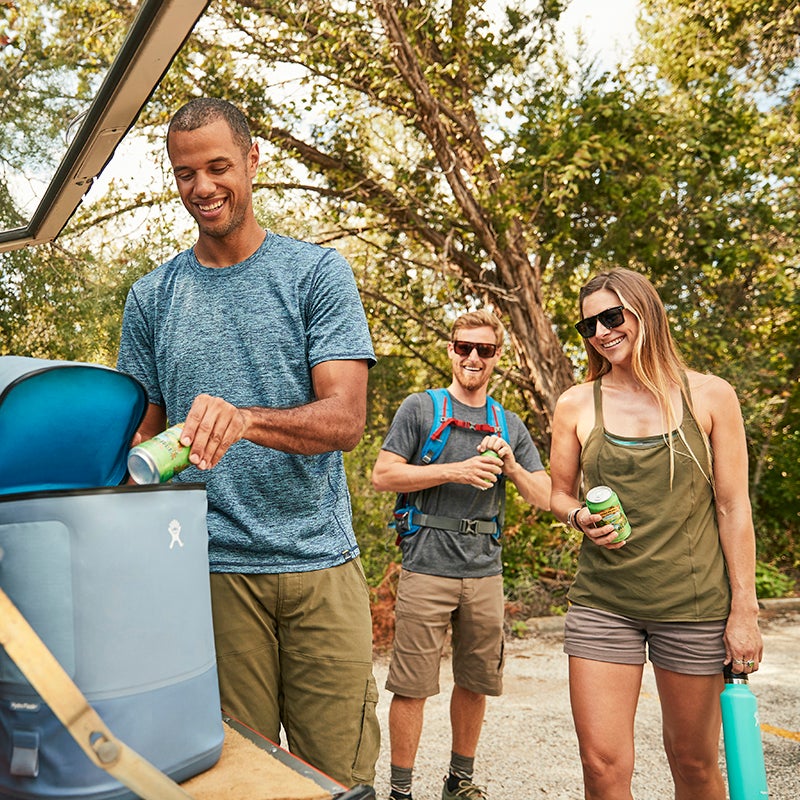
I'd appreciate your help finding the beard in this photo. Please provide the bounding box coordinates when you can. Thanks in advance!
[196,202,247,240]
[453,364,488,392]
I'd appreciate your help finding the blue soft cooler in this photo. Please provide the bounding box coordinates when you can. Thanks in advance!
[0,357,224,798]
[0,357,147,495]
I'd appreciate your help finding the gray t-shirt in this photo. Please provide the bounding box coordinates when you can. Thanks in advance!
[381,391,544,578]
[117,232,375,574]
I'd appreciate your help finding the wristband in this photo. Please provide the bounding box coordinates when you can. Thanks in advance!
[567,506,586,533]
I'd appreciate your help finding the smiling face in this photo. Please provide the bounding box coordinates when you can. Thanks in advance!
[580,288,639,366]
[167,118,259,242]
[447,324,501,393]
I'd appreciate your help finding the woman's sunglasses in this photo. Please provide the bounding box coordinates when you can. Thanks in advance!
[575,306,626,338]
[452,340,500,359]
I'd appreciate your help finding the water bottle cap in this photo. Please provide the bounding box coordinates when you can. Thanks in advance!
[722,662,749,684]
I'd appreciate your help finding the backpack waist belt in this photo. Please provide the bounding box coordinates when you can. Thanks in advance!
[394,507,499,536]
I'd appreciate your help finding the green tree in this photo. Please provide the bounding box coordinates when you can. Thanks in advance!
[146,0,579,448]
[0,0,143,361]
[3,0,798,583]
[635,0,800,568]
[156,0,799,570]
[639,0,800,90]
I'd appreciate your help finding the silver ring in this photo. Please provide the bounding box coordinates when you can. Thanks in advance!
[732,658,744,664]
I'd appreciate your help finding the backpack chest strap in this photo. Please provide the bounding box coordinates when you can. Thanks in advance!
[393,507,500,537]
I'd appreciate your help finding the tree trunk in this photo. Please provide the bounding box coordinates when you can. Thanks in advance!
[372,0,574,447]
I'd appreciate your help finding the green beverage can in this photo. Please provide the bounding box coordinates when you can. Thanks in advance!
[127,423,191,484]
[585,485,631,543]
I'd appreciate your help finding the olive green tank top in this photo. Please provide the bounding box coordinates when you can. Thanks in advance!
[567,377,731,621]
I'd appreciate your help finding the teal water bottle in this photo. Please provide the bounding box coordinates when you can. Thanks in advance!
[720,664,769,800]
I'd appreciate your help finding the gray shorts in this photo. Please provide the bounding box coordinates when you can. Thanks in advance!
[386,569,505,698]
[563,603,727,676]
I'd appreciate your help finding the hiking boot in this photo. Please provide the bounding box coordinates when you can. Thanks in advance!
[441,777,487,799]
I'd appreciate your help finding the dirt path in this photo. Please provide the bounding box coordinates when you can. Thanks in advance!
[370,608,800,800]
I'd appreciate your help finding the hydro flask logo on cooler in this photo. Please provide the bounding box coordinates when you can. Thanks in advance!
[168,519,184,550]
[10,701,39,712]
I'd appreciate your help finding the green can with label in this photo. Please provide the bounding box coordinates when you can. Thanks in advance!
[585,485,631,543]
[127,423,191,484]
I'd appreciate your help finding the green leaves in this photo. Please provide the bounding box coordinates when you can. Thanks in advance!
[3,0,798,584]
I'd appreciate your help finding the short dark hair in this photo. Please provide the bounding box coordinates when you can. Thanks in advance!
[167,98,252,156]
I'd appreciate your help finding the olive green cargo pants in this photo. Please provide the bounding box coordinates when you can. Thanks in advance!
[210,559,380,787]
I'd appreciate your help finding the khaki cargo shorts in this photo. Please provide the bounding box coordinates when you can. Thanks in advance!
[386,569,505,698]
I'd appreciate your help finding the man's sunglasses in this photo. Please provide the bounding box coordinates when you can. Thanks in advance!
[574,306,626,339]
[452,340,500,359]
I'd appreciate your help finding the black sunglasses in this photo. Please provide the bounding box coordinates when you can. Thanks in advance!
[452,340,500,359]
[575,306,626,338]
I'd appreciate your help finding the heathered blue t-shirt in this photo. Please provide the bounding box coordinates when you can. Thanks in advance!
[117,232,376,573]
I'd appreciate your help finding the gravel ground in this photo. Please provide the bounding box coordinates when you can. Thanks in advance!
[369,605,800,800]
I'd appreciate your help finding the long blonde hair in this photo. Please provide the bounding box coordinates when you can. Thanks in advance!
[579,269,713,486]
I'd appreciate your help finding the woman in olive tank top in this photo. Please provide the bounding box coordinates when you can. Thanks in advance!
[549,269,762,800]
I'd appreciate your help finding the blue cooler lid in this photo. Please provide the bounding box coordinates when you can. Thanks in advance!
[0,356,147,495]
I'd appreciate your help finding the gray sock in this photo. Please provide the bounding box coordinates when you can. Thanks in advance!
[448,751,475,784]
[390,764,413,796]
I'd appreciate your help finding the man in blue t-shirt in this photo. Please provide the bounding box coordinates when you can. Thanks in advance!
[117,98,379,788]
[372,310,550,800]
